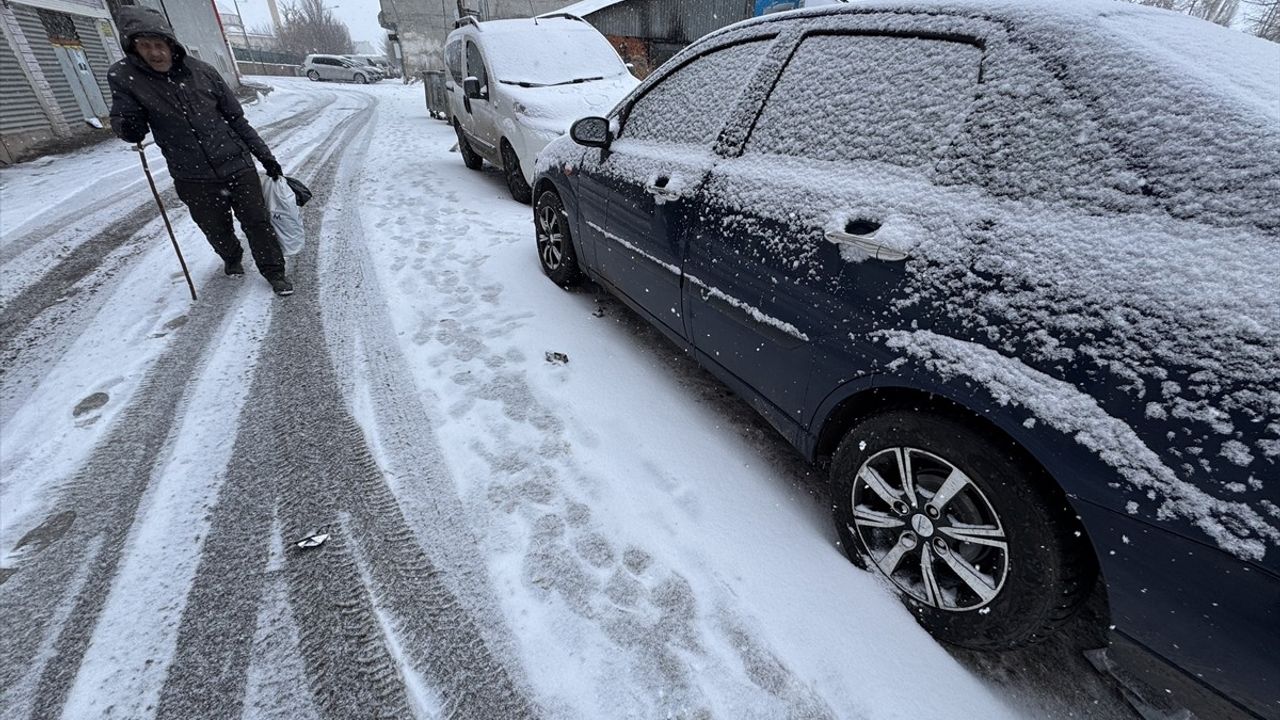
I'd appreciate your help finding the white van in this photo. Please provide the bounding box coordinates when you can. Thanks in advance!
[444,15,638,203]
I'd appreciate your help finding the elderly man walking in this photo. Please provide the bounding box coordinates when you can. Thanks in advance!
[107,6,294,296]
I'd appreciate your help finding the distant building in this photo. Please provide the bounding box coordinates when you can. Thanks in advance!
[1,0,124,162]
[551,0,845,76]
[379,0,566,77]
[553,0,760,77]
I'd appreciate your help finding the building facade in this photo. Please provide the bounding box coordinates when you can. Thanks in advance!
[561,0,757,77]
[1,0,123,162]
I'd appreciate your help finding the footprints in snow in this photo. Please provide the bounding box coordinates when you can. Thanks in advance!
[0,510,77,585]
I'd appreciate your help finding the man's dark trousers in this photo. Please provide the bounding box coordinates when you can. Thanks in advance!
[173,170,285,277]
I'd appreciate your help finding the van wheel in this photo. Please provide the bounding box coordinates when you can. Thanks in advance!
[353,73,368,84]
[534,189,581,287]
[455,123,483,170]
[502,142,533,204]
[307,70,320,81]
[831,409,1096,650]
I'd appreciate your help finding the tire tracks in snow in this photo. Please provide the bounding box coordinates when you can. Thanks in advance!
[158,99,540,720]
[0,95,375,720]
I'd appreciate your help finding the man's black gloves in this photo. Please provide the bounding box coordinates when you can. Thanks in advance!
[262,158,283,179]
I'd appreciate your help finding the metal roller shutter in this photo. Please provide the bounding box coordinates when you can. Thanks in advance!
[11,5,79,123]
[0,35,50,132]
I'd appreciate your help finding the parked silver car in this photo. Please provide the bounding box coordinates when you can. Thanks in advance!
[302,54,380,84]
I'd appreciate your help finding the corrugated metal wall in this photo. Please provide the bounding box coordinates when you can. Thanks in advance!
[12,5,81,123]
[0,35,49,132]
[586,0,754,44]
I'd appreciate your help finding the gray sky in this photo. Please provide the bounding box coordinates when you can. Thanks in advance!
[218,0,387,47]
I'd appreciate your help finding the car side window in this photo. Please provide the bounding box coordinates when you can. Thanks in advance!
[935,49,1146,211]
[446,41,464,84]
[465,40,488,90]
[745,34,982,168]
[620,39,771,146]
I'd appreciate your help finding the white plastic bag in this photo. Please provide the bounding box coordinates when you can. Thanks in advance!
[262,175,305,256]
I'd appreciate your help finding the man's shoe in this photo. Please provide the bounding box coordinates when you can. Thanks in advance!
[268,274,294,296]
[224,259,245,276]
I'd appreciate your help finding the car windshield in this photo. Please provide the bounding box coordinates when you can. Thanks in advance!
[484,22,628,87]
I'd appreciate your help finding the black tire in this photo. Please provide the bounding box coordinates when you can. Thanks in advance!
[353,73,368,85]
[502,141,533,204]
[831,409,1096,650]
[534,189,581,287]
[306,70,320,81]
[455,123,483,171]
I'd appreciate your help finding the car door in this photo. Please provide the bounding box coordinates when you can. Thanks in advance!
[321,57,342,81]
[684,31,986,435]
[577,38,774,342]
[462,39,499,160]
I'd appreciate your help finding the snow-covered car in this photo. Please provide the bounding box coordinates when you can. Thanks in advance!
[302,54,379,84]
[530,2,1279,717]
[444,15,638,203]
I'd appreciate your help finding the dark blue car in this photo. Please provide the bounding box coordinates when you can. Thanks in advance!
[529,2,1279,717]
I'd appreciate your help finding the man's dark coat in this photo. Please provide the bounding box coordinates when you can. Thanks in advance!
[107,6,276,182]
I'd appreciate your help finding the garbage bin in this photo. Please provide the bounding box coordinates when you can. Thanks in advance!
[423,71,450,121]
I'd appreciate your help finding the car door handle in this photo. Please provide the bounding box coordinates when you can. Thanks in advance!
[645,176,679,199]
[825,225,909,262]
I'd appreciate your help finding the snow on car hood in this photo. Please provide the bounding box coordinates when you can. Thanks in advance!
[504,74,638,135]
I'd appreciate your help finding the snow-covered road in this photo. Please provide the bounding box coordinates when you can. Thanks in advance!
[0,78,1136,719]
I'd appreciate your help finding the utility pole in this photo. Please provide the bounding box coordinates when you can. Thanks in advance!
[229,0,266,75]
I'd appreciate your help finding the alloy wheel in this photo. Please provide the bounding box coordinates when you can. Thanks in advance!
[849,447,1009,611]
[537,203,565,270]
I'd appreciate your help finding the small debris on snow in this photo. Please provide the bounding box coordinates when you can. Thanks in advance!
[295,532,330,549]
[545,351,569,365]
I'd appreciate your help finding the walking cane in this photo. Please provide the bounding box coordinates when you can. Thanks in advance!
[132,142,198,301]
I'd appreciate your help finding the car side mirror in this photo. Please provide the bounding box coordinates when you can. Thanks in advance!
[571,116,611,148]
[464,76,482,100]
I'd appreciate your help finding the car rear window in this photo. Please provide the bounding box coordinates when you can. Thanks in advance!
[745,34,981,168]
[622,39,772,147]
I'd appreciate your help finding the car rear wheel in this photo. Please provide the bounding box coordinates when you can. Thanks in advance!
[502,141,533,204]
[307,70,320,81]
[454,123,483,171]
[534,190,581,287]
[831,408,1096,649]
